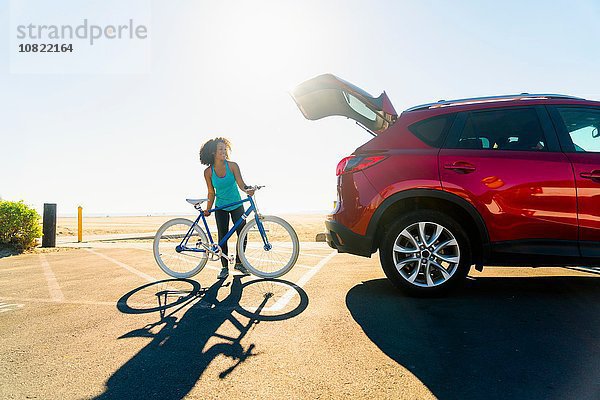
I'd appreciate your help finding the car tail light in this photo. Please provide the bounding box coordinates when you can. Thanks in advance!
[336,155,387,176]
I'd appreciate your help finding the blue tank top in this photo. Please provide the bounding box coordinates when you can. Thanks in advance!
[211,161,242,211]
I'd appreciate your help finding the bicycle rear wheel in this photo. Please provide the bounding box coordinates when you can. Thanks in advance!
[153,218,209,278]
[237,215,299,278]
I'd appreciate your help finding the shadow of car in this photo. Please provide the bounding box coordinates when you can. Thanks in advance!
[346,276,600,400]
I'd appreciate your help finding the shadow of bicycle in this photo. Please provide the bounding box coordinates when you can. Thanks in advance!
[346,276,600,400]
[94,276,308,400]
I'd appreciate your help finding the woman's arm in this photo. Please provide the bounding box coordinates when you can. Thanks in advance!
[203,168,216,216]
[230,162,255,196]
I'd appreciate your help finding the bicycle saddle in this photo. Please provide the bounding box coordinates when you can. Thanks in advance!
[186,198,208,206]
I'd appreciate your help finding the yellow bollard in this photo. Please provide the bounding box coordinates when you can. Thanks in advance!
[78,206,82,242]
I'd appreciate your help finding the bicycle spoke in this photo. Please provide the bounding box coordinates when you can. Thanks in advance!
[238,216,299,278]
[153,219,209,278]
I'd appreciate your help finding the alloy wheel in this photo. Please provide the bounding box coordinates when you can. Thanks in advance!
[392,221,460,287]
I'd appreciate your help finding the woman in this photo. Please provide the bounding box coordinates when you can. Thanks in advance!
[199,137,255,279]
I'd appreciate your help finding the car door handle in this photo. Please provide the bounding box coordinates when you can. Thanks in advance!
[444,162,476,173]
[580,170,600,180]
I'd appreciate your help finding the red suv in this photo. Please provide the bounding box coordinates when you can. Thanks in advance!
[292,74,600,295]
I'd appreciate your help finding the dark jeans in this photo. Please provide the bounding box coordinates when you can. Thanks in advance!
[214,206,247,268]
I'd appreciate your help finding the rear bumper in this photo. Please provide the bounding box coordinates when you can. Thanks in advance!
[324,220,373,258]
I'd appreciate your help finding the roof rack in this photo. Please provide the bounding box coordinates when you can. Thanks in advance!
[404,93,584,112]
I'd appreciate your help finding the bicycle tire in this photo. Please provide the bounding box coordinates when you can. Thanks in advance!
[153,218,209,278]
[237,215,299,278]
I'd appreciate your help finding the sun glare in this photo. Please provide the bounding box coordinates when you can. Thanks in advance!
[199,2,332,92]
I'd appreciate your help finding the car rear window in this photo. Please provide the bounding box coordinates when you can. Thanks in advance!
[408,114,456,148]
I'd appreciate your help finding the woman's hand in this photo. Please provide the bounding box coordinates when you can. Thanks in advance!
[203,210,211,216]
[245,187,255,196]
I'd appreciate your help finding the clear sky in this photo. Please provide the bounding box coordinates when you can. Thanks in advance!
[1,0,599,216]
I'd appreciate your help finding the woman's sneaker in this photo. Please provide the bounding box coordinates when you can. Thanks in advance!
[217,267,229,279]
[234,263,250,275]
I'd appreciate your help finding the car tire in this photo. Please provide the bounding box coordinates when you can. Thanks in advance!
[379,210,472,297]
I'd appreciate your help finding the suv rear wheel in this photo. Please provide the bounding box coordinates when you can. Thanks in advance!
[379,210,472,296]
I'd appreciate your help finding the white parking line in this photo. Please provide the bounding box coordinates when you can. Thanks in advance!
[4,244,336,312]
[0,296,163,307]
[295,250,338,288]
[85,249,159,283]
[40,254,64,302]
[77,243,223,272]
[291,251,331,259]
[83,244,336,312]
[244,247,327,259]
[0,302,24,313]
[248,250,338,313]
[87,249,220,291]
[565,266,600,275]
[158,252,221,272]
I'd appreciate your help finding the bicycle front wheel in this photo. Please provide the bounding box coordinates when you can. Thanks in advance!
[237,215,299,278]
[153,218,209,278]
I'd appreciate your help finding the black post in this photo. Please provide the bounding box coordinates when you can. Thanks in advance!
[42,203,57,248]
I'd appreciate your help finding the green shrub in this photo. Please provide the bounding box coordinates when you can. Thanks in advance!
[0,200,42,251]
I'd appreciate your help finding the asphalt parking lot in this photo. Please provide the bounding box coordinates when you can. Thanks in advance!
[0,241,598,400]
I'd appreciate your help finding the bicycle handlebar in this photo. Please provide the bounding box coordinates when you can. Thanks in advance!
[245,185,265,191]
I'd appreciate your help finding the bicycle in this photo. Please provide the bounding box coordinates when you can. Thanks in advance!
[153,186,299,279]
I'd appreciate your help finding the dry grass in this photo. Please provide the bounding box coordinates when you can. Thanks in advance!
[56,213,328,242]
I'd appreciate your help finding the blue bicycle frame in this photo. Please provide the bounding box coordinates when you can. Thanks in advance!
[175,195,270,254]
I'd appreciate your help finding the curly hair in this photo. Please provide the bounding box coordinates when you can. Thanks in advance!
[199,137,232,165]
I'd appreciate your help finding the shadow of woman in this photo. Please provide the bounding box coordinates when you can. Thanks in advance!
[95,276,308,400]
[346,276,600,400]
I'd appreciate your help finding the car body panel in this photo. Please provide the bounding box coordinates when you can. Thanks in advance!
[547,105,600,257]
[361,150,442,201]
[439,149,578,244]
[332,148,443,238]
[566,152,600,256]
[334,171,382,236]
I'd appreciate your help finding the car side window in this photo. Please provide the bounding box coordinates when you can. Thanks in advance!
[454,108,547,151]
[408,113,456,148]
[556,107,600,153]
